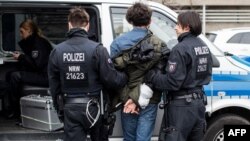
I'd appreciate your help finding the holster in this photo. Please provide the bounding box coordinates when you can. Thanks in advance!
[102,88,117,136]
[159,91,169,141]
[159,109,168,141]
[103,113,116,135]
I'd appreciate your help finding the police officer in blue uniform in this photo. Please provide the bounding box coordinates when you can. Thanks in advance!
[48,7,127,141]
[146,11,212,141]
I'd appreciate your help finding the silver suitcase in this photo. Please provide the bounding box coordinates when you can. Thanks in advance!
[20,94,63,131]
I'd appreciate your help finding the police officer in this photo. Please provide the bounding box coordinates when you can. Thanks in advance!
[48,7,127,141]
[146,11,212,141]
[6,19,52,119]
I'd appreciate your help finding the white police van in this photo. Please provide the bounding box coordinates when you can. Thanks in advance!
[0,0,249,141]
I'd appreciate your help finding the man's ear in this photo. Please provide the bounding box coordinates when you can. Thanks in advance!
[85,22,90,32]
[68,22,73,30]
[184,25,190,32]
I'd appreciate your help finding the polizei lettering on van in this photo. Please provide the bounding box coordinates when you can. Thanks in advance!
[63,53,85,62]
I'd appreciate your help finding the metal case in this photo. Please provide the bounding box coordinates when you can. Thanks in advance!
[20,94,63,131]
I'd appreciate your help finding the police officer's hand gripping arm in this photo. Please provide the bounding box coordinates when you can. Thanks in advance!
[94,45,128,88]
[146,48,186,91]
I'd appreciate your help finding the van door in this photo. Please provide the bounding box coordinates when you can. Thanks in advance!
[0,2,101,140]
[0,3,101,80]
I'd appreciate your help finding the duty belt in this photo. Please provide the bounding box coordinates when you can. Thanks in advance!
[173,93,202,100]
[169,87,202,95]
[65,97,91,104]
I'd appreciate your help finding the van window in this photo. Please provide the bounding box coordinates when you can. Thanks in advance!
[239,32,250,44]
[1,6,100,51]
[227,33,243,44]
[110,7,178,49]
[1,9,68,51]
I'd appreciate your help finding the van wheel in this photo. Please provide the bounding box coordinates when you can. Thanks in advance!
[203,114,250,141]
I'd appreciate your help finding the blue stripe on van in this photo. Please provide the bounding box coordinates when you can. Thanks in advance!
[198,55,250,97]
[231,55,250,67]
[212,73,250,81]
[204,81,250,96]
[204,72,250,96]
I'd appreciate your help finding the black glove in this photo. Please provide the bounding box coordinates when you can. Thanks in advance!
[144,69,157,88]
[160,47,170,73]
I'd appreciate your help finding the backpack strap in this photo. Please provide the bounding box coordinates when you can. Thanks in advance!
[131,29,153,48]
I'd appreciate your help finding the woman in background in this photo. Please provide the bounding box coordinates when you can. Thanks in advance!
[6,19,53,119]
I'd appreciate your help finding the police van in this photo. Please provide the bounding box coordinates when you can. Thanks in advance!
[0,0,249,141]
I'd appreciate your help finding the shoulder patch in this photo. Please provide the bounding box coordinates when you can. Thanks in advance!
[108,58,113,64]
[32,50,39,58]
[168,61,177,73]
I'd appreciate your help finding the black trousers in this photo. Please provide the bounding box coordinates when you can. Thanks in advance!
[159,98,206,141]
[64,103,109,141]
[7,71,48,114]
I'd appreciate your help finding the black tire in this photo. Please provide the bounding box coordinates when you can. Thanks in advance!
[203,114,250,141]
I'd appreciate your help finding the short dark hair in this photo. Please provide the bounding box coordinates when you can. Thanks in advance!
[68,7,89,28]
[177,11,202,36]
[126,2,152,26]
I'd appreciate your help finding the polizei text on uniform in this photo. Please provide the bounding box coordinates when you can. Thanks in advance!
[63,53,85,62]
